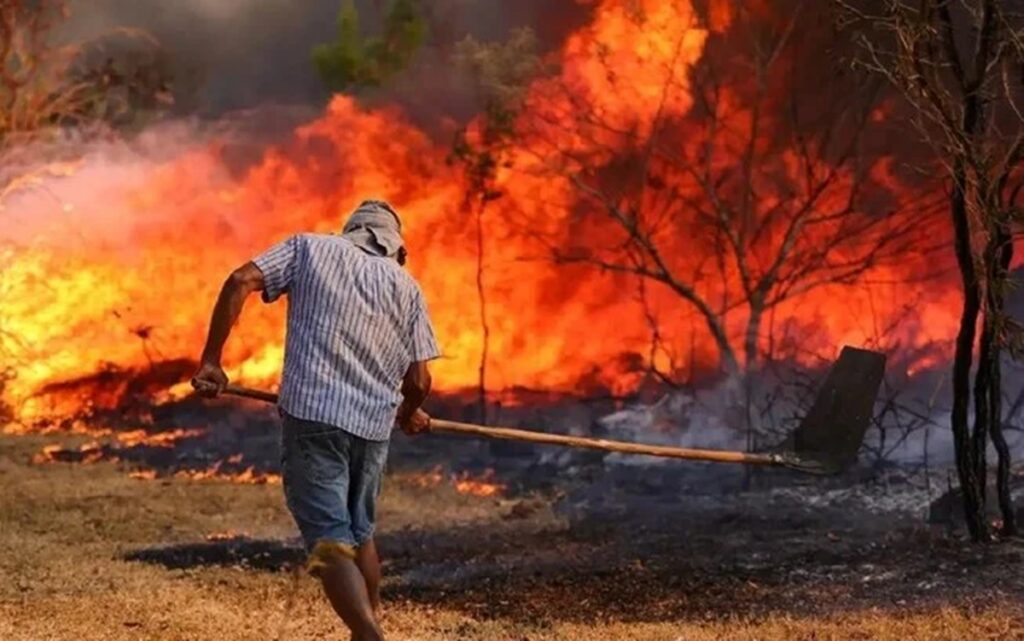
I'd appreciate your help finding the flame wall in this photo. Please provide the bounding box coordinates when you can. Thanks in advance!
[1,0,961,423]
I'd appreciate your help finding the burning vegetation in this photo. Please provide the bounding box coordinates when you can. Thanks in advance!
[0,0,963,422]
[1,0,1021,534]
[6,1,1024,638]
[3,1,1024,638]
[403,464,507,497]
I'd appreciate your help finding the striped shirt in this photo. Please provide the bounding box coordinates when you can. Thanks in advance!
[252,233,440,441]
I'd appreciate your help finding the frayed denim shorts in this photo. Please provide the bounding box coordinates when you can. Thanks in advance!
[280,411,389,551]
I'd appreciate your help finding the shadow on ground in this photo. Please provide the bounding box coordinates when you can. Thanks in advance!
[124,496,1024,626]
[125,537,303,572]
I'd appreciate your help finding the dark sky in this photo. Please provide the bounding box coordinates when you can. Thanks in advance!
[64,0,590,119]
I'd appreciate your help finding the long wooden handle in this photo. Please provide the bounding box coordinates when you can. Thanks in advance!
[430,418,781,465]
[222,384,783,467]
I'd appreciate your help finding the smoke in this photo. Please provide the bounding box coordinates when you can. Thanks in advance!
[63,0,591,122]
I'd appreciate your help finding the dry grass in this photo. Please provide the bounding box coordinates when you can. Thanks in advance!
[2,433,1023,640]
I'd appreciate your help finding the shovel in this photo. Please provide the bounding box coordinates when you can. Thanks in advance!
[220,346,885,475]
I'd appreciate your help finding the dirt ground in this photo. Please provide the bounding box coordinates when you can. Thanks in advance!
[3,428,1024,641]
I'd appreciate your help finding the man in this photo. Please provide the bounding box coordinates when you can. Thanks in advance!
[191,200,439,641]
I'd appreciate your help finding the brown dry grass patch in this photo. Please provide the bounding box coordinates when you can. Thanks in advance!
[2,434,1023,640]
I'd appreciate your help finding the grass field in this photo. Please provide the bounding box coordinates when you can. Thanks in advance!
[3,431,1024,640]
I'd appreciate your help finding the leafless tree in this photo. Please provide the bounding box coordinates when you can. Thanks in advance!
[450,30,542,422]
[837,0,1024,540]
[517,0,927,380]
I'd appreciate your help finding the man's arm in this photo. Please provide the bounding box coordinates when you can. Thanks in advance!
[397,360,432,434]
[191,262,265,396]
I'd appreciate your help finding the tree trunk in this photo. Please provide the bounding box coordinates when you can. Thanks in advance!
[717,341,741,379]
[739,303,764,491]
[947,37,992,539]
[696,309,739,378]
[973,305,993,530]
[949,158,989,541]
[744,302,763,372]
[989,218,1016,535]
[475,202,490,424]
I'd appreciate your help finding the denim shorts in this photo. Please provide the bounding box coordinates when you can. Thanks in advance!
[280,411,390,551]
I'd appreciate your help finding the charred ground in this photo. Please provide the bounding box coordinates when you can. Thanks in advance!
[3,394,1023,640]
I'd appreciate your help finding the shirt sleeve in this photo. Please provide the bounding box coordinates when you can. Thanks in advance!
[252,235,300,303]
[409,289,441,362]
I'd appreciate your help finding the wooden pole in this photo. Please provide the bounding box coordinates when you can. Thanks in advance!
[222,384,784,467]
[430,418,782,465]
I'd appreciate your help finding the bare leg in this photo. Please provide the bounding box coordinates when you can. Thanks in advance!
[317,558,384,641]
[355,538,382,613]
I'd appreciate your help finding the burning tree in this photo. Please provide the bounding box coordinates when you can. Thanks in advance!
[449,29,543,421]
[509,1,924,379]
[837,0,1024,541]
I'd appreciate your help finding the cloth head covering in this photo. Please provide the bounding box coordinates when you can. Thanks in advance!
[341,199,403,258]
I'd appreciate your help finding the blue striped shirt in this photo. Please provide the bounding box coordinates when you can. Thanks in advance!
[252,233,440,441]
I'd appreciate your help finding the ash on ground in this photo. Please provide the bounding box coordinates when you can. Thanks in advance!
[92,389,1024,625]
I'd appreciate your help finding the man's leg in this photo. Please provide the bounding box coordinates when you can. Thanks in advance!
[316,557,384,641]
[280,416,385,640]
[355,537,382,612]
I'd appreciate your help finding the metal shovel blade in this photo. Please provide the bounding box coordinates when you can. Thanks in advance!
[776,346,886,474]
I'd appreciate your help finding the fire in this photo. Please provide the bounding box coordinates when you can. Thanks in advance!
[405,465,444,489]
[27,425,202,449]
[205,530,248,541]
[453,469,506,498]
[174,464,282,485]
[27,424,281,485]
[402,465,506,497]
[33,440,106,464]
[0,0,961,427]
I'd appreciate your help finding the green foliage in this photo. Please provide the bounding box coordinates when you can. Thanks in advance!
[312,0,427,92]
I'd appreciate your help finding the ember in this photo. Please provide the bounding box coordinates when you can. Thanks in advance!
[204,530,249,542]
[402,466,506,497]
[27,424,279,485]
[174,464,282,486]
[32,441,106,465]
[30,427,203,464]
[453,470,505,498]
[405,466,445,489]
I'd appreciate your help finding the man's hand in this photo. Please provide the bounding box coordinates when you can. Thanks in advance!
[191,361,228,398]
[194,262,265,399]
[399,408,431,435]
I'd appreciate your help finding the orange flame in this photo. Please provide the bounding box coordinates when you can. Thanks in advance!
[453,469,506,498]
[27,425,279,485]
[173,463,282,485]
[0,0,960,426]
[32,440,107,464]
[402,465,505,497]
[405,465,445,489]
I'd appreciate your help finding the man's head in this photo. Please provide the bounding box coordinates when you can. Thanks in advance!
[341,200,406,264]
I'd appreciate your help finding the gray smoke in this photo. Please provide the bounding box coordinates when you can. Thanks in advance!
[63,0,591,122]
